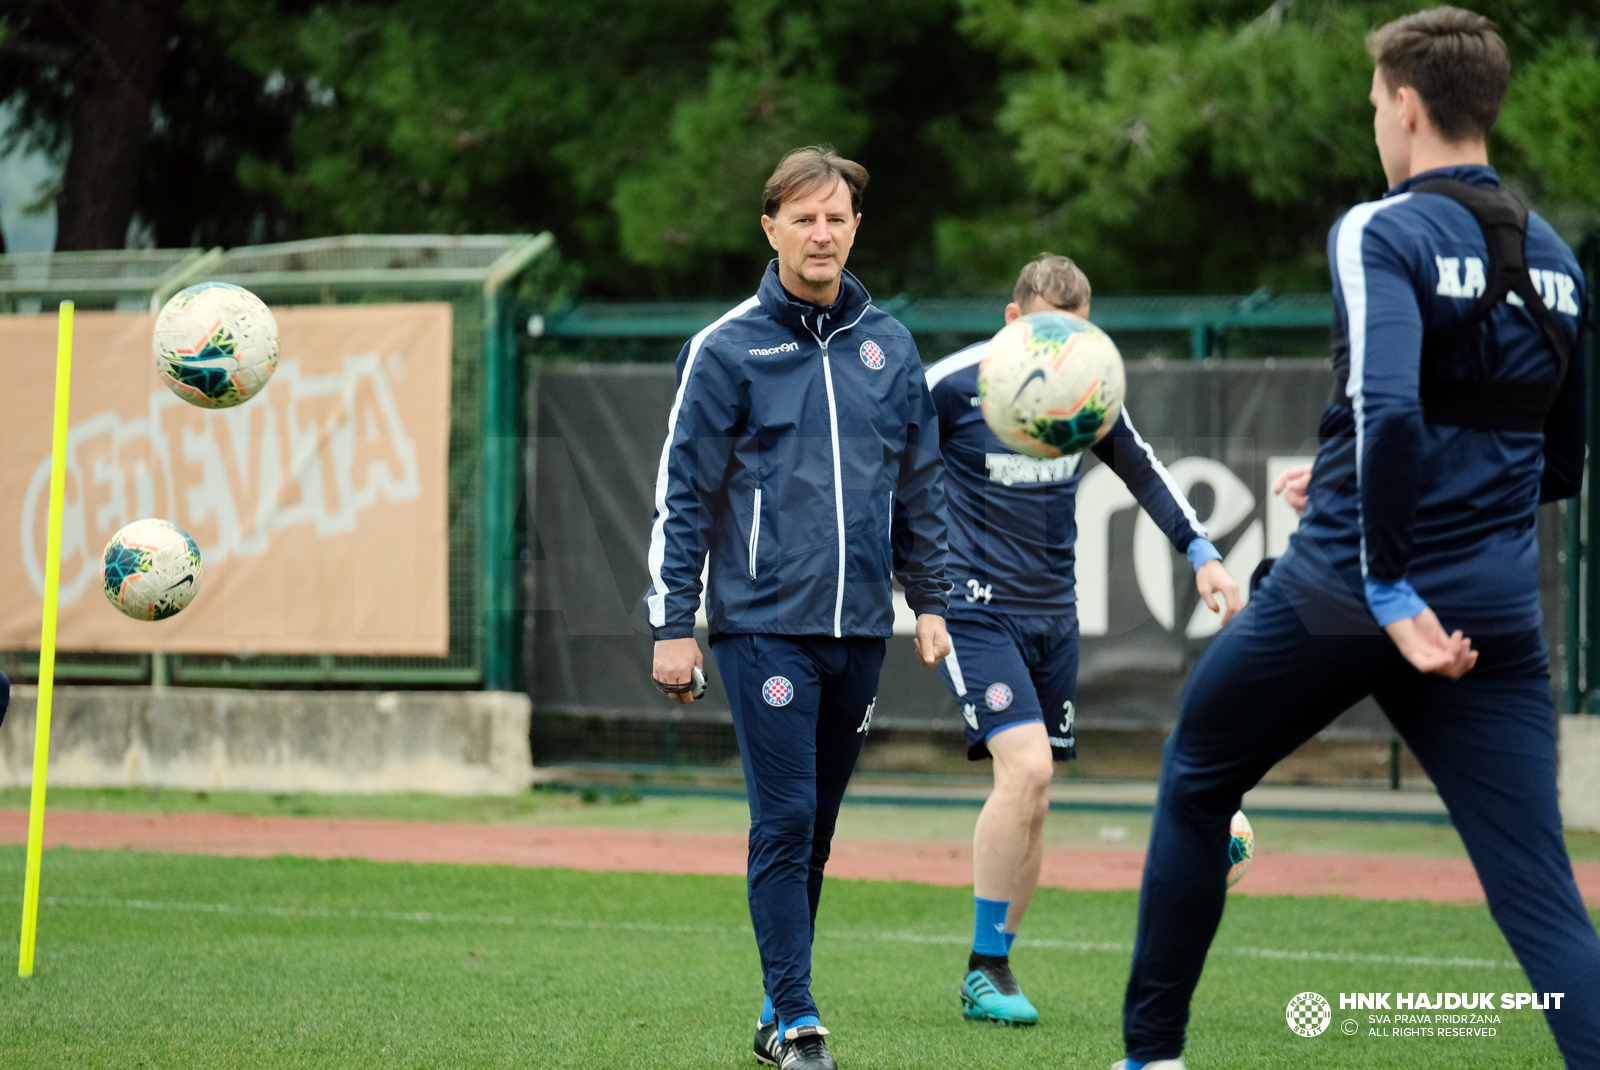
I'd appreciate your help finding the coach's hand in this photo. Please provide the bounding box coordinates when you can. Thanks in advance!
[653,637,705,704]
[914,613,951,667]
[1196,560,1243,627]
[1385,608,1477,679]
[1272,462,1314,518]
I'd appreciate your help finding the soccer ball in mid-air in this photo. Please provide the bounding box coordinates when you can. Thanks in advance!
[978,311,1125,458]
[101,519,203,621]
[153,281,279,409]
[1227,810,1254,888]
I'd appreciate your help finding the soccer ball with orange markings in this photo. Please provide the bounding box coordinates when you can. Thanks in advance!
[153,281,279,409]
[978,311,1125,458]
[101,519,203,621]
[1227,809,1254,888]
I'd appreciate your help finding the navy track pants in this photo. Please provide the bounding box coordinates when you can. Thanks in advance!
[1123,579,1600,1067]
[713,633,885,1028]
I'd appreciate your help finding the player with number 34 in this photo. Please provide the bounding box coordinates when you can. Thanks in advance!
[923,255,1242,1027]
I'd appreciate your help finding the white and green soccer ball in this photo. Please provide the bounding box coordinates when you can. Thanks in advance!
[101,519,203,621]
[978,311,1125,458]
[153,281,279,409]
[1227,809,1254,888]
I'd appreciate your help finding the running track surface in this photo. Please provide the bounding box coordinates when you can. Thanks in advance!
[4,809,1599,904]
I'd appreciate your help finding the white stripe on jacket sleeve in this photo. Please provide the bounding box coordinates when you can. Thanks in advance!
[1119,407,1208,540]
[645,295,761,629]
[924,341,988,389]
[1334,194,1411,580]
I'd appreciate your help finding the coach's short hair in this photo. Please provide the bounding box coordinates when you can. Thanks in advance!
[763,146,869,218]
[1013,254,1091,312]
[1367,7,1509,142]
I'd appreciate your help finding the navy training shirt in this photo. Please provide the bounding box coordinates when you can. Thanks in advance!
[1271,164,1586,636]
[927,339,1215,617]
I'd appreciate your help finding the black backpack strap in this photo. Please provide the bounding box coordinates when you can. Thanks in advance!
[1409,178,1570,432]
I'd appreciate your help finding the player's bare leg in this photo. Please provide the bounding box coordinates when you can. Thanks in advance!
[963,721,1051,1026]
[974,721,1053,904]
[1005,768,1050,934]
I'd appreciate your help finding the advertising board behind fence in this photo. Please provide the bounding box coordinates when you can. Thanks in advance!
[0,304,452,655]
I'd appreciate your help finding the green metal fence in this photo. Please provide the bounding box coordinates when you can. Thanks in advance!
[0,248,213,314]
[534,284,1588,722]
[1,234,551,691]
[534,287,1336,360]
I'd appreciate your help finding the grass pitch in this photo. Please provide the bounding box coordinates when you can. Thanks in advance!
[0,845,1566,1068]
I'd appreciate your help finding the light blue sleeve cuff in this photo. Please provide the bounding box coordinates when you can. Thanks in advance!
[1186,539,1221,571]
[1364,578,1428,627]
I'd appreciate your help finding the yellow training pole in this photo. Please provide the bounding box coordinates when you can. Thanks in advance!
[19,300,73,978]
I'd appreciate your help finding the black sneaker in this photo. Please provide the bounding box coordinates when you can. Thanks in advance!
[754,1020,782,1066]
[778,1025,837,1070]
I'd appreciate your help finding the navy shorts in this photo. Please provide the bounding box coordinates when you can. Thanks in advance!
[937,609,1079,761]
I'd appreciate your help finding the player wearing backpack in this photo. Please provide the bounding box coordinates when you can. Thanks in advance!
[1113,9,1596,1068]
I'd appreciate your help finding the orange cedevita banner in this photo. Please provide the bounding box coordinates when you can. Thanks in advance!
[0,303,452,655]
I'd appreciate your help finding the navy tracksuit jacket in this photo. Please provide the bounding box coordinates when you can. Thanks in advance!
[644,261,949,1028]
[1123,165,1600,1066]
[644,263,948,640]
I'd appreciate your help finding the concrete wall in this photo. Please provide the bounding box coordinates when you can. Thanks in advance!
[0,687,534,795]
[1561,715,1600,831]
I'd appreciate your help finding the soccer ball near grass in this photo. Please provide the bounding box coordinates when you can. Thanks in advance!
[978,311,1125,458]
[101,519,203,621]
[1227,810,1254,888]
[153,281,279,409]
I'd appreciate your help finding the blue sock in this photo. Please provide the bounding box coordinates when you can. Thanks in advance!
[780,1014,820,1035]
[1004,931,1016,953]
[759,995,774,1026]
[973,895,1010,957]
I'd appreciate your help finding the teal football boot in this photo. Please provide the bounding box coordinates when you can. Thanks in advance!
[959,953,1039,1026]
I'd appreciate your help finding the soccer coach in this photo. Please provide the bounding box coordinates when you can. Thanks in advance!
[1114,8,1598,1069]
[646,146,951,1070]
